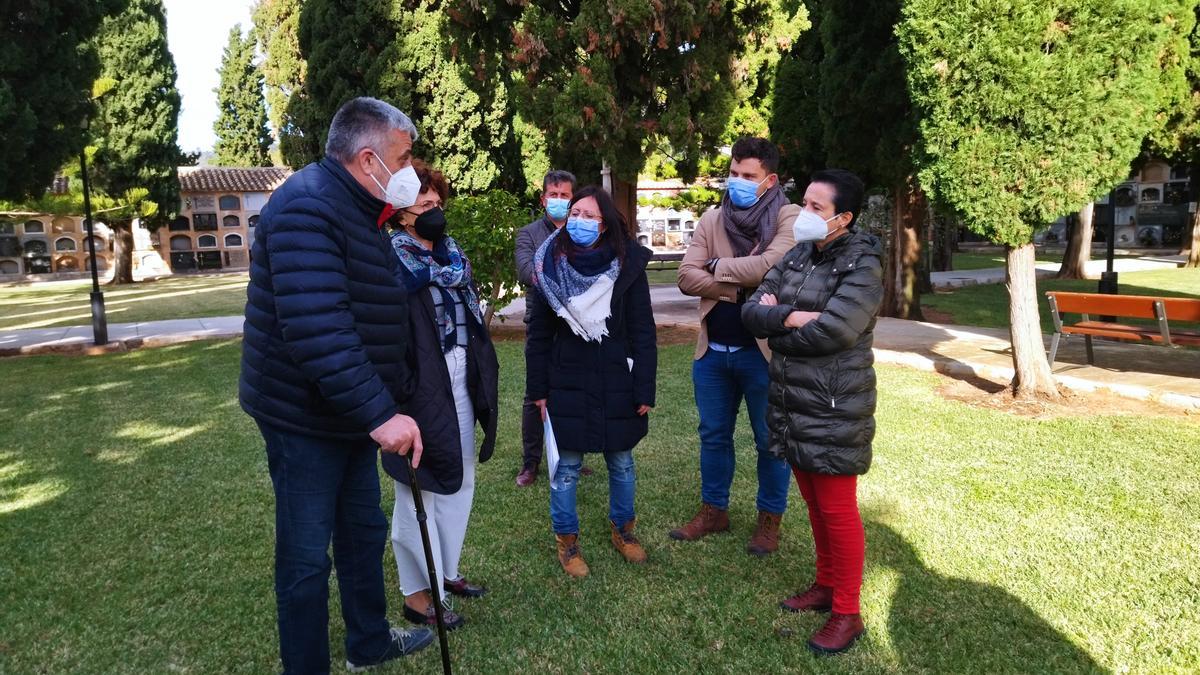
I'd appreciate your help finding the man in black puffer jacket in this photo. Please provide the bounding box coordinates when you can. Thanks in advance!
[742,169,882,657]
[240,97,433,674]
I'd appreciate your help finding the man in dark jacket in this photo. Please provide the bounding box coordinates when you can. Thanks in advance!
[240,97,433,674]
[513,169,574,486]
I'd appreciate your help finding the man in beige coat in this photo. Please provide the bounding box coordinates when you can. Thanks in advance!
[670,137,798,556]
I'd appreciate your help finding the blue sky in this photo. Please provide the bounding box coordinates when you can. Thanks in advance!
[164,0,257,153]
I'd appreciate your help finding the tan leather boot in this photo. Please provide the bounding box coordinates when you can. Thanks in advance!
[610,519,648,563]
[747,510,783,557]
[556,533,589,578]
[668,503,730,541]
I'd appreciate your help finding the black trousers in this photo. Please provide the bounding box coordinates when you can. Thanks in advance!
[521,396,543,469]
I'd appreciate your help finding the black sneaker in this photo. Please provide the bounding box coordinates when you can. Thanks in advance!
[345,626,434,672]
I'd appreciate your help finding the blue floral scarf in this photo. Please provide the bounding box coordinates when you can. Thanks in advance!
[532,229,621,342]
[390,231,484,347]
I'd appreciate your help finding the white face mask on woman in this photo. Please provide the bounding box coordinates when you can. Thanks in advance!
[368,152,421,209]
[792,209,842,242]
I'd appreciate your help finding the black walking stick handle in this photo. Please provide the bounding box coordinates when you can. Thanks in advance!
[404,451,452,675]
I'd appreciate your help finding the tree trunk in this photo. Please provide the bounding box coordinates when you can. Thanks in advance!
[108,220,135,285]
[1006,243,1060,399]
[483,270,500,328]
[931,210,955,272]
[881,177,926,320]
[1183,207,1200,268]
[1056,202,1094,279]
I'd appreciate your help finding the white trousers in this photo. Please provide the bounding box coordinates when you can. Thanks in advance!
[390,346,477,596]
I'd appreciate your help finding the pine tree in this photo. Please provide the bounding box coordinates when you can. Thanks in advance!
[253,0,322,167]
[448,0,775,190]
[0,0,124,200]
[91,0,183,285]
[213,26,272,167]
[899,0,1182,397]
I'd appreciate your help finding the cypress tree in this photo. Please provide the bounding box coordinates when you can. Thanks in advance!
[899,0,1182,397]
[91,0,183,285]
[213,25,272,167]
[0,0,124,200]
[253,0,322,167]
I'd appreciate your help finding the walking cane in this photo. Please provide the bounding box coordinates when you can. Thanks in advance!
[403,451,452,675]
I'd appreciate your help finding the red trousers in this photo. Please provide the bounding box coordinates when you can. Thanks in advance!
[793,468,865,615]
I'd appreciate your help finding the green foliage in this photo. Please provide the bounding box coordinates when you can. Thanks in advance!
[213,26,272,167]
[90,0,183,229]
[0,0,123,200]
[444,190,527,324]
[448,1,778,183]
[1145,3,1200,164]
[253,0,322,168]
[722,1,809,144]
[374,4,528,194]
[637,187,722,218]
[770,0,826,182]
[898,1,1182,247]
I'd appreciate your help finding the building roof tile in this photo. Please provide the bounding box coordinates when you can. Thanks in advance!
[177,166,292,193]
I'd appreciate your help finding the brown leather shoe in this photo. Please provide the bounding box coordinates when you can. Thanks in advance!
[515,465,537,487]
[556,533,589,578]
[668,503,730,541]
[746,510,783,557]
[780,582,833,613]
[807,612,866,655]
[610,519,647,563]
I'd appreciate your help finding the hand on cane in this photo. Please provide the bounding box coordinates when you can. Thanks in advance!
[370,414,424,467]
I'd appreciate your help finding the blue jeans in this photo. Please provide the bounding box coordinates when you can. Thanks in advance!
[550,450,636,534]
[692,346,790,514]
[258,421,393,674]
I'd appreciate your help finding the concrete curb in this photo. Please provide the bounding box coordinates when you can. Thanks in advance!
[873,348,1200,411]
[0,331,243,358]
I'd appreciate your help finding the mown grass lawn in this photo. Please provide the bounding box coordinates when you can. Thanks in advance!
[0,273,249,331]
[1,341,1197,673]
[923,267,1200,333]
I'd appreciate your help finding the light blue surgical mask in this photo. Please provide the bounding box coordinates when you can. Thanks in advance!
[546,197,570,221]
[566,217,601,247]
[727,175,768,209]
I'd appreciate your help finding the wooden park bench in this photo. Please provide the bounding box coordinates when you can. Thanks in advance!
[1045,291,1200,366]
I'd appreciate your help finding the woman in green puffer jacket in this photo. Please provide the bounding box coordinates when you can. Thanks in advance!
[742,169,883,656]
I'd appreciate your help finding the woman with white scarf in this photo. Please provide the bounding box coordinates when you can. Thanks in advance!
[526,185,658,578]
[382,163,499,630]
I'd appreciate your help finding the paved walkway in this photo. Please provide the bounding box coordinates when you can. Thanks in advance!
[3,273,1198,409]
[930,254,1186,289]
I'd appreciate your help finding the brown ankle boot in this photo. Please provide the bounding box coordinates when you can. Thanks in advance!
[746,510,783,557]
[610,519,647,563]
[556,533,589,578]
[668,503,730,541]
[807,612,866,655]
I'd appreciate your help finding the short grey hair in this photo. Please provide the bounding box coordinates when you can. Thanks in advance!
[325,97,419,164]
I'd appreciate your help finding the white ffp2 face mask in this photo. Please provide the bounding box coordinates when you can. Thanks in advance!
[368,153,421,209]
[793,209,841,242]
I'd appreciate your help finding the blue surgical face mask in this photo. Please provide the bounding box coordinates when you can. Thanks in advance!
[727,175,768,209]
[546,197,570,221]
[566,217,601,247]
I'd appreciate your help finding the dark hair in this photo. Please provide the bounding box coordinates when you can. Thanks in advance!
[555,185,634,261]
[730,137,780,174]
[542,169,576,192]
[809,169,865,227]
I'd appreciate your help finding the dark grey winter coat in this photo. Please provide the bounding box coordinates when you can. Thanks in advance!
[741,229,884,475]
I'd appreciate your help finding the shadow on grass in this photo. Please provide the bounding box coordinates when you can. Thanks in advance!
[866,521,1103,674]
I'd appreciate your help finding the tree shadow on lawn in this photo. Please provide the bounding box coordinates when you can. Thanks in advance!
[866,520,1104,674]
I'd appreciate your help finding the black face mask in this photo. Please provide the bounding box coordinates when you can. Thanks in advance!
[412,206,447,242]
